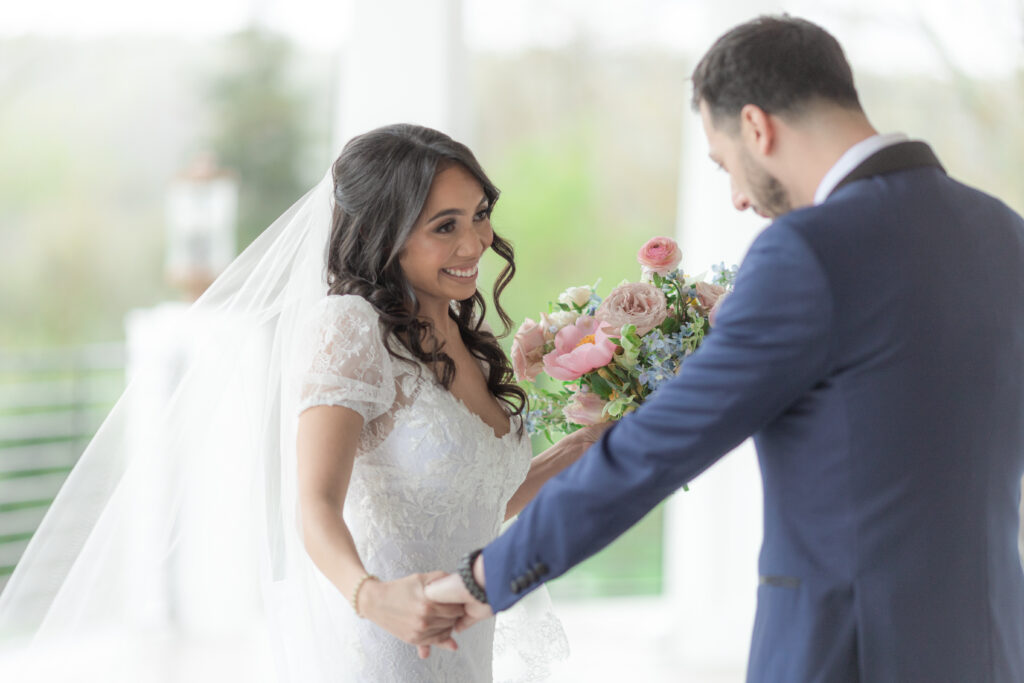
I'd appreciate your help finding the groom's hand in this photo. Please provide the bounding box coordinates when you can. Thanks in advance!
[424,570,494,633]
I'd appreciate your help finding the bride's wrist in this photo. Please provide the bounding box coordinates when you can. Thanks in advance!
[352,573,381,618]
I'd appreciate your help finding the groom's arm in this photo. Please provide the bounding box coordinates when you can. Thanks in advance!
[483,221,835,612]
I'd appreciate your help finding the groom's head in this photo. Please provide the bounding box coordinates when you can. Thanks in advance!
[692,16,870,217]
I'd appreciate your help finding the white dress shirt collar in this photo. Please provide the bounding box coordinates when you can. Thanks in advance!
[813,132,909,205]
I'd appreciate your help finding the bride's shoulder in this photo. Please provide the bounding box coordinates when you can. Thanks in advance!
[301,295,384,346]
[317,293,377,316]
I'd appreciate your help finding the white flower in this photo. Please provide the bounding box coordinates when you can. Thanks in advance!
[683,271,708,288]
[540,310,581,340]
[557,285,594,308]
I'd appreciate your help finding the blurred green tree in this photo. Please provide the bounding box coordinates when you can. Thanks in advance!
[207,29,311,251]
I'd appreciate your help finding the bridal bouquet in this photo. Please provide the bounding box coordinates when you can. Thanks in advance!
[514,236,737,438]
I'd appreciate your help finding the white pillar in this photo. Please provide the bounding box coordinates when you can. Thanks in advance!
[662,96,769,672]
[125,305,264,635]
[335,0,468,148]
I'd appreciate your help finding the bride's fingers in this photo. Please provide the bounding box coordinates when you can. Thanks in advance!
[423,619,463,639]
[435,635,458,652]
[429,601,467,619]
[417,645,431,659]
[454,614,479,633]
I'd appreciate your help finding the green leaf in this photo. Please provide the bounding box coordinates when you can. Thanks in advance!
[605,396,638,418]
[605,362,628,383]
[589,374,614,400]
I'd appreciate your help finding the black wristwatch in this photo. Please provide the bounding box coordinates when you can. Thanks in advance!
[458,548,488,604]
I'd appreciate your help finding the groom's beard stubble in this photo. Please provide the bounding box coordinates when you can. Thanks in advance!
[740,148,793,218]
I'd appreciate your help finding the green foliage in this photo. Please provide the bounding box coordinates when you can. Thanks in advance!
[472,125,675,598]
[614,323,641,371]
[477,126,652,339]
[547,502,665,599]
[207,29,311,251]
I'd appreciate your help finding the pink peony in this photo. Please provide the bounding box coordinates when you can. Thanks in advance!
[595,282,668,336]
[694,281,727,315]
[564,391,609,426]
[542,316,617,381]
[511,317,548,382]
[637,236,682,276]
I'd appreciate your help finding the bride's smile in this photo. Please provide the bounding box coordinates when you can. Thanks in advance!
[399,162,494,320]
[441,262,479,280]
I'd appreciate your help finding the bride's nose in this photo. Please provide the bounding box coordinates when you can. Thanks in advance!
[456,226,490,257]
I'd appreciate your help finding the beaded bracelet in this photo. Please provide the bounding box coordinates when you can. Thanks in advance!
[352,572,378,618]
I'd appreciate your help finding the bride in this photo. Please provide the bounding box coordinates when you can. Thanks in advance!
[0,124,603,682]
[286,125,604,680]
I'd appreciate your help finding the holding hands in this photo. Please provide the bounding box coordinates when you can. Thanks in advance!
[358,571,465,658]
[422,554,494,658]
[401,422,613,658]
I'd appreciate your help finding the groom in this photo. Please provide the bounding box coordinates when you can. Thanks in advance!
[429,15,1024,682]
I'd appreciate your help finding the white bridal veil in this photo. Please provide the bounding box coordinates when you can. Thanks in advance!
[0,169,343,680]
[0,163,567,682]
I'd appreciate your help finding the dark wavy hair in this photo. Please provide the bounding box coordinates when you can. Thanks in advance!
[692,15,862,130]
[325,123,526,423]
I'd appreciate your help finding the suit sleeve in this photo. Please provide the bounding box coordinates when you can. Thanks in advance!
[483,223,835,611]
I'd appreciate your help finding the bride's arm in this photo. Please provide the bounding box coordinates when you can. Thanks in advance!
[297,405,463,654]
[504,423,611,520]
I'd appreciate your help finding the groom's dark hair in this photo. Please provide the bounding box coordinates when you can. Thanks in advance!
[692,15,862,130]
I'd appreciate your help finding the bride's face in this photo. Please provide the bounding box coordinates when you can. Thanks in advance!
[399,162,494,311]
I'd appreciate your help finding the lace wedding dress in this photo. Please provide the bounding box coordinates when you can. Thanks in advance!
[269,294,566,682]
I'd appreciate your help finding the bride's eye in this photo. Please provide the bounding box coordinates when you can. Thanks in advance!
[435,220,456,234]
[473,207,492,221]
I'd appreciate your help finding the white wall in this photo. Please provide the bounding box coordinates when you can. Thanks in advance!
[334,0,469,149]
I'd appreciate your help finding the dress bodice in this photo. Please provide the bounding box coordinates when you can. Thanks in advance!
[287,294,544,682]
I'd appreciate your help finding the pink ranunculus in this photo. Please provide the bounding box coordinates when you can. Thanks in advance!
[542,316,617,381]
[595,282,668,337]
[708,291,729,327]
[694,281,727,315]
[563,391,609,426]
[511,317,548,382]
[637,236,682,276]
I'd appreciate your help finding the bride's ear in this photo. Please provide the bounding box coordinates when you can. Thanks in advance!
[739,104,775,158]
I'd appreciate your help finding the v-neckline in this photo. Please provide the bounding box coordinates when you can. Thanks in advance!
[412,358,514,441]
[399,332,514,441]
[445,389,514,441]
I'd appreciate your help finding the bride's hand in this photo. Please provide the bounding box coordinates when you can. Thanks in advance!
[565,421,613,450]
[359,571,465,657]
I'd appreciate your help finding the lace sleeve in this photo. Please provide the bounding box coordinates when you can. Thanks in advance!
[294,295,396,423]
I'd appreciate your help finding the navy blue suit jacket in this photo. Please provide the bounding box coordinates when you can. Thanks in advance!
[483,142,1024,682]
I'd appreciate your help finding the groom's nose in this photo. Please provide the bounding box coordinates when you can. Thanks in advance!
[732,184,752,212]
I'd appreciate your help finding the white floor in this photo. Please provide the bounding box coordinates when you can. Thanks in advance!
[0,597,747,683]
[547,596,746,683]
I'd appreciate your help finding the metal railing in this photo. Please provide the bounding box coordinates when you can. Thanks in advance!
[0,343,124,592]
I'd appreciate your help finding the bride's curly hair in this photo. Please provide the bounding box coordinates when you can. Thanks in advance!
[325,123,526,422]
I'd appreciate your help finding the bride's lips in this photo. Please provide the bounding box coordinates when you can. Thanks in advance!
[441,263,479,281]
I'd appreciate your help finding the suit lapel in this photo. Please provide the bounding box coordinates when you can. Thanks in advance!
[828,141,945,199]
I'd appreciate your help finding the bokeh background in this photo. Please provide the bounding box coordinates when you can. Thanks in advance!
[1,0,1022,680]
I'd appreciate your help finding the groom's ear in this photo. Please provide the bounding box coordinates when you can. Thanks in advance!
[739,104,775,158]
